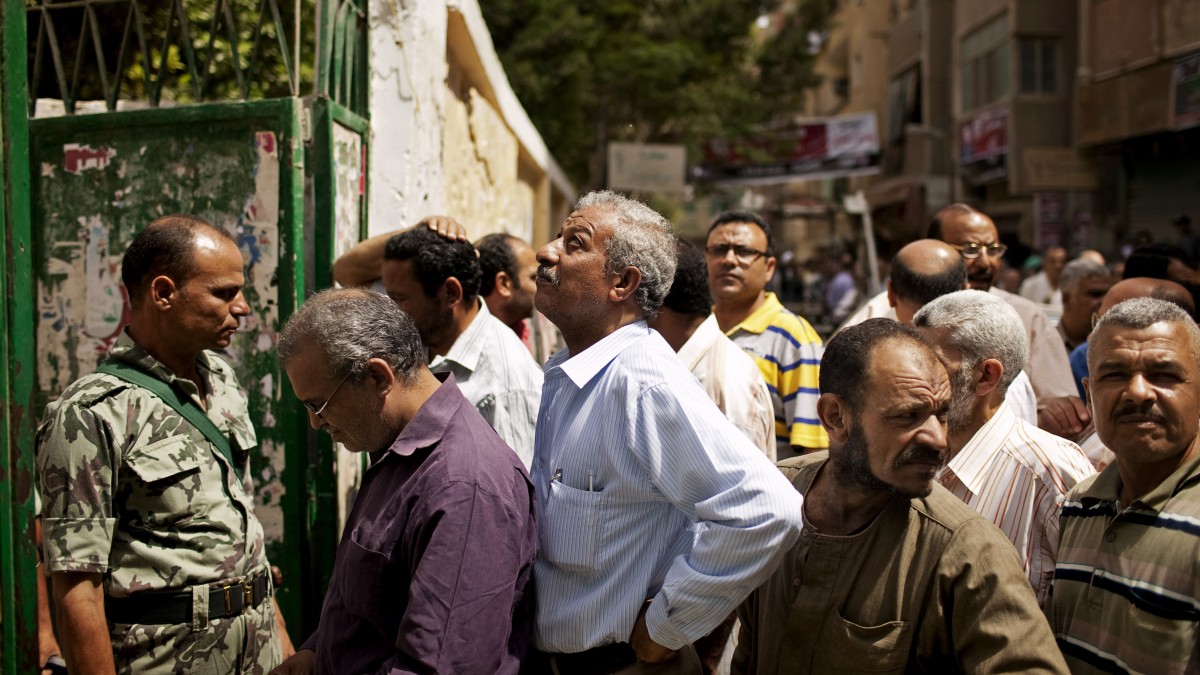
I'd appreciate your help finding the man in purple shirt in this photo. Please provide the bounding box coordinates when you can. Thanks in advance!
[271,288,536,674]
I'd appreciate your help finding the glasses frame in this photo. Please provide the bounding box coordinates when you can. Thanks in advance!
[705,244,770,266]
[304,370,353,419]
[950,242,1008,259]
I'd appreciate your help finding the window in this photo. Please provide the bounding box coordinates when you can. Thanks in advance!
[960,13,1012,111]
[1019,38,1058,94]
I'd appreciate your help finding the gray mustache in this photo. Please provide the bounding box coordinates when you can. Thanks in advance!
[537,265,560,288]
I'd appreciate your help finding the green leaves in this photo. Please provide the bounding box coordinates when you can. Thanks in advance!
[482,0,829,189]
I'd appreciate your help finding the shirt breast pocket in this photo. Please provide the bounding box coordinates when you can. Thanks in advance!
[820,613,913,673]
[124,437,206,526]
[541,479,605,574]
[339,535,397,630]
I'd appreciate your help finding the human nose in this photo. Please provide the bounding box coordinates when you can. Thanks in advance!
[304,407,324,430]
[1123,373,1156,406]
[917,412,948,449]
[231,291,250,316]
[536,241,559,266]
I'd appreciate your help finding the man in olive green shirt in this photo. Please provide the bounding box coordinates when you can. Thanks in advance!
[734,319,1067,674]
[37,215,285,674]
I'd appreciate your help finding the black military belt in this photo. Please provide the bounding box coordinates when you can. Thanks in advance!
[105,571,270,625]
[546,642,637,675]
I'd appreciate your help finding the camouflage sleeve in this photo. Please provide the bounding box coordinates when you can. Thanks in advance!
[36,398,119,574]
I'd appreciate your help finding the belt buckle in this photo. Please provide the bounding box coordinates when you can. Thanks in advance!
[243,580,254,610]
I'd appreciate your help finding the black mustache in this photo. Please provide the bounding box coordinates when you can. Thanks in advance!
[894,444,946,467]
[1114,403,1167,423]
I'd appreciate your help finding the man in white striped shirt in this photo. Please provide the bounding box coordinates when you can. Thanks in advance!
[527,190,803,674]
[914,290,1096,606]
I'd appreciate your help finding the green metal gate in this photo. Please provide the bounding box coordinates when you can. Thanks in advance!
[1,0,369,669]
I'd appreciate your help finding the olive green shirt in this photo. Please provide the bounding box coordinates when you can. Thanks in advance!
[37,332,269,596]
[733,453,1068,674]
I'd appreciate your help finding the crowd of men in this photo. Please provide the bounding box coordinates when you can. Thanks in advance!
[32,196,1200,675]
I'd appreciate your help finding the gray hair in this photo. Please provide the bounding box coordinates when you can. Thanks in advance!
[912,289,1028,394]
[1092,297,1200,364]
[1058,258,1111,294]
[278,288,426,383]
[576,190,677,321]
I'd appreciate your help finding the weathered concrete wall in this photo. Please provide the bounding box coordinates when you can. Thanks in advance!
[367,0,572,244]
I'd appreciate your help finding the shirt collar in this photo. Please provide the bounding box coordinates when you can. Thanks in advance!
[726,292,783,335]
[1081,442,1200,511]
[549,320,651,388]
[675,314,722,370]
[386,372,464,457]
[945,400,1018,496]
[430,299,489,373]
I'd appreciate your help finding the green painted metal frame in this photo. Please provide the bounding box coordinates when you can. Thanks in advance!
[302,95,368,634]
[27,98,310,636]
[0,0,37,668]
[315,0,367,116]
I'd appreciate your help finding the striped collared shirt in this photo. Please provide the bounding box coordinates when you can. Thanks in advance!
[939,401,1096,606]
[430,300,543,467]
[532,321,803,653]
[1050,450,1200,674]
[723,293,827,457]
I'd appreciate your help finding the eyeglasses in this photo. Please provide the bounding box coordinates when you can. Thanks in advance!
[303,370,352,419]
[705,244,770,266]
[950,242,1007,259]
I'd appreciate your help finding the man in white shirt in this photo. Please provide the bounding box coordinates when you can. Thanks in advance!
[380,227,542,466]
[528,190,802,674]
[650,238,775,459]
[914,290,1095,606]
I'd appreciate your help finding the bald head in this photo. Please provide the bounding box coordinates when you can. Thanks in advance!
[1099,277,1196,319]
[888,239,968,323]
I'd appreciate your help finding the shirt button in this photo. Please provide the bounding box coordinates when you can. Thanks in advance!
[793,577,801,587]
[1105,531,1116,543]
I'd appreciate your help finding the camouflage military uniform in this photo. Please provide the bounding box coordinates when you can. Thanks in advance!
[37,332,282,674]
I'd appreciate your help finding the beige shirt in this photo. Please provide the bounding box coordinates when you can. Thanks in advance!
[840,288,1078,402]
[733,453,1068,675]
[677,315,775,460]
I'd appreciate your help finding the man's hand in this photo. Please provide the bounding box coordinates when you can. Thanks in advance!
[330,216,470,287]
[1037,395,1090,440]
[418,216,468,242]
[630,601,677,664]
[270,648,316,675]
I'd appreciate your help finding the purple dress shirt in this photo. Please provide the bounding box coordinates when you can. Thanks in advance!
[302,374,536,674]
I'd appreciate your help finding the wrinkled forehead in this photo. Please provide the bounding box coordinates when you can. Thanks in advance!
[865,339,951,402]
[1089,320,1200,369]
[707,221,766,247]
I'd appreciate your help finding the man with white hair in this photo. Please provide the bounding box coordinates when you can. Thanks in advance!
[914,290,1095,606]
[527,191,803,674]
[1056,258,1114,353]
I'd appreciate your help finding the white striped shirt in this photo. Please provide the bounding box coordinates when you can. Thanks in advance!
[939,400,1096,606]
[430,300,542,467]
[532,321,803,653]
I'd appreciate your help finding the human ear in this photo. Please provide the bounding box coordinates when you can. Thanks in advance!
[817,393,850,443]
[609,266,643,305]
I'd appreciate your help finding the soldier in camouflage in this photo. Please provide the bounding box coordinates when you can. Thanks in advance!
[36,215,285,674]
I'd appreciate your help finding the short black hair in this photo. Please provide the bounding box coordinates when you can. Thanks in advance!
[708,211,776,257]
[890,254,967,307]
[1123,243,1196,280]
[476,233,522,297]
[383,226,481,299]
[820,318,932,411]
[121,214,235,307]
[662,238,712,317]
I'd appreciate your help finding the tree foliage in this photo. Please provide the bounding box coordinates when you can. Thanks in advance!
[482,0,831,189]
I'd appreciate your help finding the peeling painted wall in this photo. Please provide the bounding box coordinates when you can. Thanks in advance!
[31,118,292,546]
[367,0,573,243]
[442,88,525,240]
